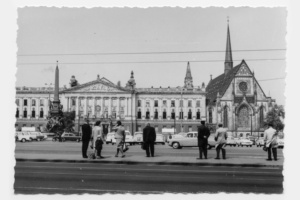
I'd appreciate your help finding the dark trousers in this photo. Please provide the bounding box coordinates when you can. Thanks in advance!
[82,140,90,157]
[216,144,226,159]
[198,144,208,159]
[145,141,155,157]
[267,147,277,160]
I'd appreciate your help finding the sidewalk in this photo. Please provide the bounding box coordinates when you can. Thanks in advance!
[15,152,284,167]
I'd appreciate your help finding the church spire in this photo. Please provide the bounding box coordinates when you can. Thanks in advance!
[184,62,193,89]
[224,18,233,75]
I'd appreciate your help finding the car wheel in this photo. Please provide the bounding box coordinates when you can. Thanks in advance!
[21,138,26,143]
[241,145,243,147]
[162,142,165,145]
[250,145,252,147]
[234,144,236,147]
[172,142,180,149]
[106,142,109,144]
[37,138,40,141]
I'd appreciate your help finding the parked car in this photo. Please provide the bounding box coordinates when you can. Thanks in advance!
[133,132,143,144]
[29,132,45,141]
[256,138,265,147]
[226,136,237,147]
[277,138,284,148]
[16,132,32,142]
[247,136,256,145]
[112,131,134,145]
[155,133,165,145]
[52,133,81,142]
[236,138,253,147]
[105,132,115,144]
[168,132,216,149]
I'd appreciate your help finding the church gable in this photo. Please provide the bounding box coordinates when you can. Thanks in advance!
[236,61,252,77]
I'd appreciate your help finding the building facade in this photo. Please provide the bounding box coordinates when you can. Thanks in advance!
[205,24,276,137]
[15,64,207,135]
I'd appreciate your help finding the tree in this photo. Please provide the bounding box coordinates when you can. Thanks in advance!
[264,104,285,131]
[46,111,76,133]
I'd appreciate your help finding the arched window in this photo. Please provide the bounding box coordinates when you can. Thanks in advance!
[223,107,228,128]
[188,109,192,119]
[196,109,200,120]
[16,108,19,118]
[40,108,44,118]
[171,109,175,119]
[146,109,150,119]
[163,109,167,119]
[32,108,35,118]
[154,109,158,119]
[23,108,27,118]
[238,105,250,128]
[208,108,212,123]
[137,109,141,119]
[259,106,264,128]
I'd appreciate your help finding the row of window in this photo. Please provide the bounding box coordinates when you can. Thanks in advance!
[137,125,195,132]
[16,99,47,107]
[16,108,44,118]
[137,110,201,120]
[137,99,201,108]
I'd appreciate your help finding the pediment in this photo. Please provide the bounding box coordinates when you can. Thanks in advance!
[73,83,126,93]
[236,63,252,76]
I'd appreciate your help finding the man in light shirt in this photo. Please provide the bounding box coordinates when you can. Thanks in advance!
[263,123,278,161]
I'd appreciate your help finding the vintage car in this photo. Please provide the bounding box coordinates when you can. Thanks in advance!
[52,133,81,142]
[256,138,265,147]
[112,131,134,145]
[236,138,253,147]
[226,136,237,147]
[29,132,45,141]
[105,132,115,144]
[277,138,284,148]
[15,132,32,142]
[168,132,216,149]
[133,132,165,145]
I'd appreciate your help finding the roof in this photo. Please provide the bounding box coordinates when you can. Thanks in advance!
[135,86,205,94]
[206,60,244,105]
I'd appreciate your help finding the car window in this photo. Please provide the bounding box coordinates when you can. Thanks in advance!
[187,133,193,138]
[194,133,198,137]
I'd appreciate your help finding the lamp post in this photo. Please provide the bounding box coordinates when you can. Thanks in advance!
[180,87,183,132]
[250,113,253,136]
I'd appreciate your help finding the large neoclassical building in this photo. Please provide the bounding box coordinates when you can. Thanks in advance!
[15,24,277,137]
[15,63,207,135]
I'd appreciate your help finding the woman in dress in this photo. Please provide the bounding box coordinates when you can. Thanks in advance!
[112,121,126,158]
[92,121,104,159]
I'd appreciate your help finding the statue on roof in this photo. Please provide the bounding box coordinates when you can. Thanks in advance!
[70,75,78,87]
[126,71,136,89]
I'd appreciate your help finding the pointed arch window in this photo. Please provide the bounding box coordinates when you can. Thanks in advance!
[238,105,250,128]
[208,108,213,123]
[260,106,264,128]
[223,107,228,128]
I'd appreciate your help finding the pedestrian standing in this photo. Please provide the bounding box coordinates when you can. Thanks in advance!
[264,123,278,161]
[112,121,126,158]
[143,123,156,157]
[197,120,210,159]
[92,121,104,159]
[214,123,228,160]
[81,119,92,158]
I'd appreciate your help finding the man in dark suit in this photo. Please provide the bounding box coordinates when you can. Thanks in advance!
[197,120,211,159]
[81,119,91,158]
[143,123,156,157]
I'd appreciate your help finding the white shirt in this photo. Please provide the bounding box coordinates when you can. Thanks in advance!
[263,127,277,147]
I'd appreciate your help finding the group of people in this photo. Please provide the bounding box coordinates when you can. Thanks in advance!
[81,118,279,161]
[197,121,279,161]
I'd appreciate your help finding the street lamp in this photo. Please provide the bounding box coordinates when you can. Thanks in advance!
[250,113,253,136]
[180,87,183,132]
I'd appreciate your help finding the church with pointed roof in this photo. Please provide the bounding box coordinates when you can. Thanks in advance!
[205,23,276,137]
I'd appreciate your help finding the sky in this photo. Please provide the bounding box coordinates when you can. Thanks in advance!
[16,7,286,105]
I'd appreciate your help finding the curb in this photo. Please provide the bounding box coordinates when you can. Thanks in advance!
[15,158,282,168]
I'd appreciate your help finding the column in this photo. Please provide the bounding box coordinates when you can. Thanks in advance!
[76,96,79,119]
[66,97,69,112]
[92,97,96,117]
[117,97,120,119]
[159,98,163,120]
[84,97,88,116]
[19,97,23,119]
[125,97,128,117]
[99,97,103,117]
[37,98,40,119]
[28,97,32,119]
[108,97,112,117]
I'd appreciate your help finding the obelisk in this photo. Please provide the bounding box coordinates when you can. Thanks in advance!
[50,61,62,117]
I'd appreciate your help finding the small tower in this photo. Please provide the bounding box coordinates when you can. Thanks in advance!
[184,62,193,89]
[224,18,233,75]
[126,71,136,89]
[50,61,62,117]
